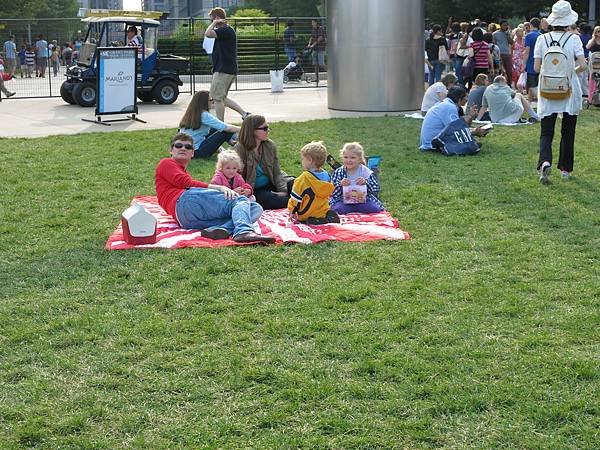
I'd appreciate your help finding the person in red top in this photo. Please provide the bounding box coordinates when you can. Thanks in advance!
[155,132,275,243]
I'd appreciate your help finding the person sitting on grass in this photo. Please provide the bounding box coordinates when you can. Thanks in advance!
[421,73,458,115]
[179,90,240,158]
[155,132,275,244]
[233,115,294,210]
[210,149,255,202]
[466,73,490,114]
[420,86,489,151]
[288,141,339,225]
[476,75,540,123]
[330,142,385,214]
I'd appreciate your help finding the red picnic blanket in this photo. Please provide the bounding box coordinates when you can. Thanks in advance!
[105,196,410,250]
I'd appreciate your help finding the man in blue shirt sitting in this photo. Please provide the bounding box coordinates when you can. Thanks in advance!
[420,86,488,151]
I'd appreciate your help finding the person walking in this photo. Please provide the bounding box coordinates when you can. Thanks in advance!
[493,21,514,82]
[204,7,249,121]
[535,1,587,183]
[3,35,17,77]
[0,58,16,100]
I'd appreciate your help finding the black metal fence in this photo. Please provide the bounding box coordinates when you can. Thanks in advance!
[0,17,327,99]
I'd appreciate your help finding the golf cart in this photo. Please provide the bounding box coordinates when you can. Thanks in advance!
[61,10,189,107]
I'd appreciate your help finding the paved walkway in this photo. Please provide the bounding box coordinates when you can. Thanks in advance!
[0,87,406,138]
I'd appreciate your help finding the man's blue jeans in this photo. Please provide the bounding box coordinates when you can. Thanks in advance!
[428,60,444,85]
[175,188,262,237]
[284,46,296,62]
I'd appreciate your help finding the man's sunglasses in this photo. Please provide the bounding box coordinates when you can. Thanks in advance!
[255,126,270,131]
[173,142,194,150]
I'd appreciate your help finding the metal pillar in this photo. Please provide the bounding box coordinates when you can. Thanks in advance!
[327,0,424,112]
[590,0,597,26]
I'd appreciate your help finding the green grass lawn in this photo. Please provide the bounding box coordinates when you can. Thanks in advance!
[1,112,599,448]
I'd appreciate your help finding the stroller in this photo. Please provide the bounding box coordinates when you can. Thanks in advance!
[283,53,305,83]
[586,52,600,108]
[283,48,312,83]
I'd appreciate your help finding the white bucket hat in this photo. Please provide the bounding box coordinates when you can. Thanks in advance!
[547,1,578,27]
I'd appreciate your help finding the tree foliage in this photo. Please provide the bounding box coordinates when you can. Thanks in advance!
[0,0,79,19]
[242,0,320,17]
[424,0,591,24]
[230,8,270,19]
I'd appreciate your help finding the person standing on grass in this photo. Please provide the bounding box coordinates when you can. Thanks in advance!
[493,21,514,82]
[178,90,240,158]
[535,1,587,184]
[522,18,542,102]
[204,7,250,122]
[155,132,275,244]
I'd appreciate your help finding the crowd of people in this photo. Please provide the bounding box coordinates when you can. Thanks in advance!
[156,2,595,244]
[420,0,594,183]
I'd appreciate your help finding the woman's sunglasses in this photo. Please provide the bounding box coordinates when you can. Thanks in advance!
[256,126,270,131]
[173,142,194,150]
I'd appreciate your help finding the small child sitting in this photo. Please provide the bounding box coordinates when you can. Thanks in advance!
[330,142,385,214]
[288,141,340,225]
[210,150,255,201]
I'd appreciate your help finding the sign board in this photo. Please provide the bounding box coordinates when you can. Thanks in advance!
[96,47,137,116]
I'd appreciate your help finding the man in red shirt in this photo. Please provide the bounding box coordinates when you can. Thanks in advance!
[155,132,275,243]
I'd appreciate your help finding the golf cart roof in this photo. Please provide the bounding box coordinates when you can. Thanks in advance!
[82,16,161,26]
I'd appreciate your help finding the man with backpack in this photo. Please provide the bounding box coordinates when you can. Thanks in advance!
[534,0,588,183]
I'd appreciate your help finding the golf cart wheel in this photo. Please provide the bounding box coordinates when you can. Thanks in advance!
[73,82,96,107]
[137,91,155,103]
[60,82,77,105]
[283,75,289,83]
[153,80,179,104]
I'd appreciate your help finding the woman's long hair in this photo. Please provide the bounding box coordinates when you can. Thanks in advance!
[237,114,267,150]
[179,90,209,129]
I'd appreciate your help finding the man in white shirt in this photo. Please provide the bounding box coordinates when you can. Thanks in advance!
[420,73,457,115]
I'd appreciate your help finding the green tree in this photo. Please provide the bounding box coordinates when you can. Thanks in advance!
[230,8,270,18]
[0,0,78,19]
[425,0,590,24]
[243,0,320,16]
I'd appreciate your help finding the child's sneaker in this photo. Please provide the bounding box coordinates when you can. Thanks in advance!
[539,161,551,184]
[560,170,571,180]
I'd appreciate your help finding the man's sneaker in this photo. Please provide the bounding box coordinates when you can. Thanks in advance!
[560,170,571,180]
[241,112,251,119]
[201,227,230,240]
[6,92,16,98]
[539,161,551,184]
[527,116,539,123]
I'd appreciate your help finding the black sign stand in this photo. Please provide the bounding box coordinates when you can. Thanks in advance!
[82,47,146,126]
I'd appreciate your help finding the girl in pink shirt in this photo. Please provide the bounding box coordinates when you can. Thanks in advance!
[210,150,255,201]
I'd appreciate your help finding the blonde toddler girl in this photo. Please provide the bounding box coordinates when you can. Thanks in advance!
[210,150,255,201]
[330,142,384,214]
